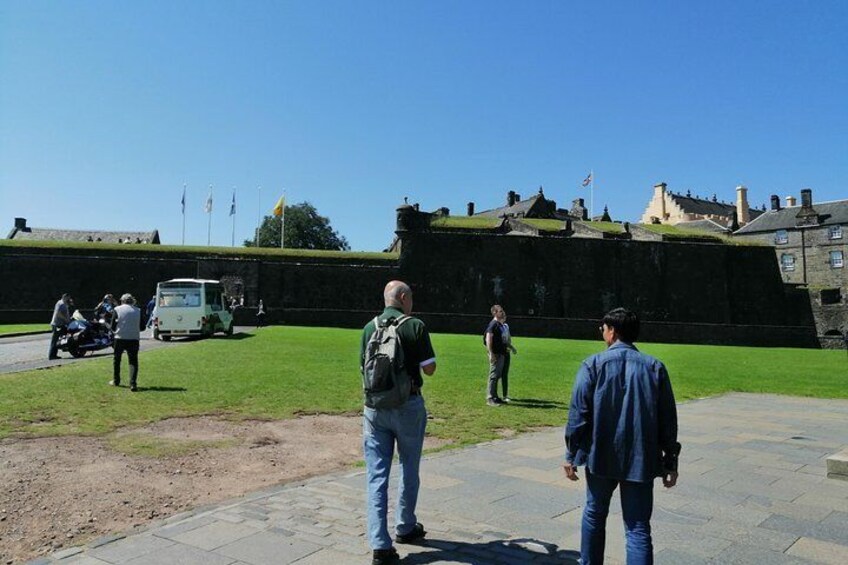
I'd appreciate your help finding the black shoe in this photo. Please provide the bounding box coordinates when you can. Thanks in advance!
[48,356,59,360]
[487,398,502,407]
[372,547,399,565]
[130,385,138,392]
[396,522,426,544]
[109,380,120,387]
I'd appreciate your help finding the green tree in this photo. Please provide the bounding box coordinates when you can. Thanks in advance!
[245,201,350,250]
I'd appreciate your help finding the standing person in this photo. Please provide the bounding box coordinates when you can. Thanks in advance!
[110,293,142,392]
[563,308,680,565]
[48,293,72,360]
[360,281,436,565]
[145,295,156,329]
[484,304,510,406]
[499,308,518,403]
[94,294,116,323]
[256,299,266,327]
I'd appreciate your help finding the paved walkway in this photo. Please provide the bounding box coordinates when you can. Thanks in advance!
[31,394,848,565]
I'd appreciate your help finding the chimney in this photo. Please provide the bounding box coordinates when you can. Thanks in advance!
[654,183,667,220]
[800,188,812,208]
[770,195,781,211]
[736,185,750,224]
[795,188,819,226]
[14,217,27,230]
[467,202,475,216]
[786,195,797,207]
[507,190,516,206]
[514,193,521,202]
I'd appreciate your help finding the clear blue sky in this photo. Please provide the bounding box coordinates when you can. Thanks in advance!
[1,1,845,251]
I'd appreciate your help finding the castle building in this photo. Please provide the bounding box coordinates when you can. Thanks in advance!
[640,182,763,229]
[6,217,160,244]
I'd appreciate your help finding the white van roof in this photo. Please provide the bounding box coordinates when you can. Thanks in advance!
[160,278,221,284]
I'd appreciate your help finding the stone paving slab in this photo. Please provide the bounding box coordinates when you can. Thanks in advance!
[31,393,848,565]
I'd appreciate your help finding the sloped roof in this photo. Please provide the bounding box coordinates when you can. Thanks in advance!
[475,192,547,218]
[669,193,764,220]
[8,227,160,244]
[674,218,732,234]
[735,199,848,234]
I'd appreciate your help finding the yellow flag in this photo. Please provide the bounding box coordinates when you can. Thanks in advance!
[272,196,285,217]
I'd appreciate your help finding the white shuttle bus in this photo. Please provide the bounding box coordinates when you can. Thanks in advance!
[153,278,234,340]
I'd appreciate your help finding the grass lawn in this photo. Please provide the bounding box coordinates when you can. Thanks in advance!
[0,324,50,335]
[0,327,845,446]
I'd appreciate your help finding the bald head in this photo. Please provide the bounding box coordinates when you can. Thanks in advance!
[384,280,413,313]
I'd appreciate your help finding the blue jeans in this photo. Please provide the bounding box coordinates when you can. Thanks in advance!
[581,470,654,565]
[363,395,427,550]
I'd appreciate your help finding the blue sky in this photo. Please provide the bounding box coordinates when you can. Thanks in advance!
[1,1,845,251]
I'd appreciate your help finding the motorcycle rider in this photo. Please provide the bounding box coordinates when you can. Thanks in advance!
[48,293,72,360]
[110,293,142,391]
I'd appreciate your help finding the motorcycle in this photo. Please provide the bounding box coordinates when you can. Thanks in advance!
[57,311,115,358]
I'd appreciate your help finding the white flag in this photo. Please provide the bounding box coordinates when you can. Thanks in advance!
[204,187,213,213]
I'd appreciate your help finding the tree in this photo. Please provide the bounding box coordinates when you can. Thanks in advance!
[245,201,350,250]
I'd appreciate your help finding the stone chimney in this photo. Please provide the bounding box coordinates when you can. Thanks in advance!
[14,217,27,230]
[467,202,475,216]
[770,195,781,211]
[795,188,819,226]
[786,195,797,207]
[507,190,516,207]
[654,183,667,219]
[514,193,521,202]
[736,185,750,224]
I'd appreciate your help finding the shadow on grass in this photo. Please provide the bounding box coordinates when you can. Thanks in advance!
[134,386,188,393]
[507,398,566,409]
[403,538,579,564]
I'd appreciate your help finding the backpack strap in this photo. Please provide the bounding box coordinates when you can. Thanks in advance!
[395,315,411,328]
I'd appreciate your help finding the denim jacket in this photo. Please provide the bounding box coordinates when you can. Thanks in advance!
[565,341,678,483]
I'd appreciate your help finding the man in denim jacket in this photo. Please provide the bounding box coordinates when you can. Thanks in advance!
[564,308,679,565]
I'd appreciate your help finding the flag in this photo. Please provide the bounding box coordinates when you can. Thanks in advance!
[204,187,213,213]
[582,172,593,187]
[229,191,236,216]
[181,185,186,214]
[272,195,285,217]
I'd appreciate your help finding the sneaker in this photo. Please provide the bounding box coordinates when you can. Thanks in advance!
[396,522,426,544]
[130,385,138,392]
[371,547,399,565]
[487,398,502,407]
[503,397,511,404]
[109,380,120,387]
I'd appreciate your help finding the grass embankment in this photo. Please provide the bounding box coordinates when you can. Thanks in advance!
[429,216,503,230]
[0,327,845,446]
[0,324,50,335]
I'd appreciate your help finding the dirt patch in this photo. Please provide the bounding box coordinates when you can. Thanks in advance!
[0,414,449,564]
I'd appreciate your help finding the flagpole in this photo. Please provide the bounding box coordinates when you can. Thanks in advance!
[256,186,261,245]
[590,169,594,221]
[280,190,286,249]
[181,183,186,246]
[207,185,213,246]
[231,186,236,247]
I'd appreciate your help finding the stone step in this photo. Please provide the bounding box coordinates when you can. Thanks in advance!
[826,450,848,481]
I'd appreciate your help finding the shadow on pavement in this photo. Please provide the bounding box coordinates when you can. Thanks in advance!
[507,398,566,409]
[404,538,579,564]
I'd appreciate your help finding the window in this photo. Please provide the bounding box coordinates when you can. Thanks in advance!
[830,225,843,240]
[774,229,789,244]
[781,253,795,272]
[830,250,844,268]
[821,289,842,304]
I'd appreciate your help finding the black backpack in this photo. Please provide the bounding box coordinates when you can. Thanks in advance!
[362,316,412,408]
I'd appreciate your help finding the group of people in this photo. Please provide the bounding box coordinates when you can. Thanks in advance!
[49,292,143,392]
[360,280,679,565]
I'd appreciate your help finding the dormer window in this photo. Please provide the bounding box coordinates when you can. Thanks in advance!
[774,229,789,245]
[829,225,843,240]
[781,253,795,272]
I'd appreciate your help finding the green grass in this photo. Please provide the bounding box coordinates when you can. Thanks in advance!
[520,219,567,232]
[584,221,625,234]
[0,324,50,335]
[429,216,503,230]
[0,239,398,261]
[0,327,845,447]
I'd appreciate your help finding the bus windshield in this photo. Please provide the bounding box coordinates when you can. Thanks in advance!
[158,288,202,308]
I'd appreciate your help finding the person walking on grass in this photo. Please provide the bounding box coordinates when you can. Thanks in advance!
[360,280,437,565]
[110,293,142,392]
[564,308,680,565]
[485,304,516,406]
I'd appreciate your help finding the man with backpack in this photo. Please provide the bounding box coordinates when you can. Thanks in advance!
[360,280,437,565]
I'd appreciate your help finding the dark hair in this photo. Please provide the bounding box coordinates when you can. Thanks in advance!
[491,304,504,316]
[602,308,640,343]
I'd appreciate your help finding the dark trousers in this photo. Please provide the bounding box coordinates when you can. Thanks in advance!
[48,325,65,359]
[113,339,139,387]
[582,470,654,565]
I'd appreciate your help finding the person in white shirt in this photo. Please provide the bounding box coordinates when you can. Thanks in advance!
[111,293,142,391]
